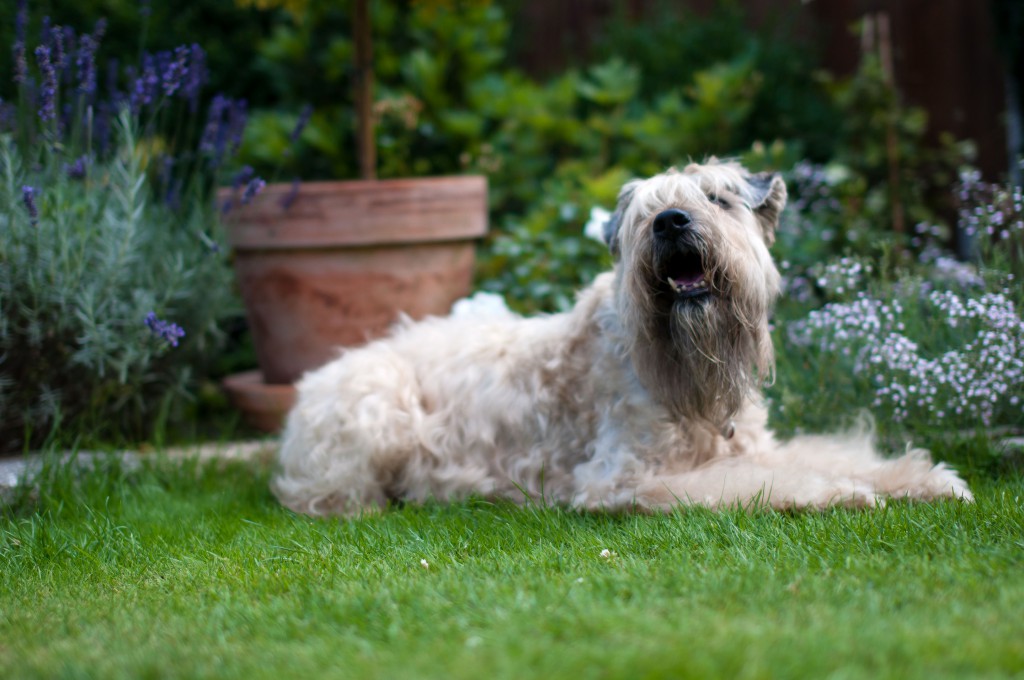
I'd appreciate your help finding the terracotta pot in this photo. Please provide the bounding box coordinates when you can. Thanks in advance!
[221,176,488,385]
[221,370,296,432]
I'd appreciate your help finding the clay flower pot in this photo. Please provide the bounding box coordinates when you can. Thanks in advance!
[220,175,487,429]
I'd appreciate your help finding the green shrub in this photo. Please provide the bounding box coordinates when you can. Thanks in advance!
[590,0,838,161]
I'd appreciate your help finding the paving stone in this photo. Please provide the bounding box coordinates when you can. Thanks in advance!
[0,440,277,505]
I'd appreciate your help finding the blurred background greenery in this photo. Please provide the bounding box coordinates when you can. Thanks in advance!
[2,0,1021,456]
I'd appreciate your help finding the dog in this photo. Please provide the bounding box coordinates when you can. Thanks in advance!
[272,160,972,516]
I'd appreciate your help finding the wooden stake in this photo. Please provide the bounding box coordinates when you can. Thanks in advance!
[876,12,905,239]
[354,0,376,180]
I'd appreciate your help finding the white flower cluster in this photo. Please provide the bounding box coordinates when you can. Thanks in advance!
[929,255,986,290]
[815,256,872,296]
[788,288,1024,427]
[957,168,1024,241]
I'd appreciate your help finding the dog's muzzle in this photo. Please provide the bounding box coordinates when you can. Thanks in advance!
[652,209,710,300]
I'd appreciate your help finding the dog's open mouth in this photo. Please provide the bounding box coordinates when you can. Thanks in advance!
[664,250,710,299]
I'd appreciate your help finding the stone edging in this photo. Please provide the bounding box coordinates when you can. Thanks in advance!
[0,440,278,505]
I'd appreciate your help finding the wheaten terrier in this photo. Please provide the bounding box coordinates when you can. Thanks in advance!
[273,160,972,515]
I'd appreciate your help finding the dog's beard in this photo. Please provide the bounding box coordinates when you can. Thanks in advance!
[621,242,774,429]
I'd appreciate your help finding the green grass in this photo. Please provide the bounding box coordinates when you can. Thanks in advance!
[1,453,1022,679]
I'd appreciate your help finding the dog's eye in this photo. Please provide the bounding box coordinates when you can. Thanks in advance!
[707,194,730,209]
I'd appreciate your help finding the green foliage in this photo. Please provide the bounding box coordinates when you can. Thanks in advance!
[0,9,241,450]
[0,117,236,451]
[822,54,973,241]
[236,0,512,181]
[8,1,852,319]
[591,1,838,161]
[224,1,835,313]
[477,164,623,312]
[467,53,795,312]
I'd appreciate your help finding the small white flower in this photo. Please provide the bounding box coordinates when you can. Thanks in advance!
[584,206,612,243]
[450,292,514,320]
[599,549,617,559]
[420,559,430,569]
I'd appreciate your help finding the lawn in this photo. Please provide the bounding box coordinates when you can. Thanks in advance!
[1,451,1022,679]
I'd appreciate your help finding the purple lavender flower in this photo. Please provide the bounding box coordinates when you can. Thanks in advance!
[161,46,190,98]
[22,186,39,226]
[200,95,228,152]
[129,53,161,112]
[182,44,207,111]
[35,45,58,122]
[227,99,248,154]
[47,22,67,78]
[241,177,266,205]
[13,0,29,85]
[144,312,185,347]
[40,18,53,56]
[75,20,105,98]
[76,34,98,97]
[64,155,89,180]
[60,26,78,84]
[290,104,313,144]
[232,165,254,190]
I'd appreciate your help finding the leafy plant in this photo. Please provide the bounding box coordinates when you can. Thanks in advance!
[0,6,245,450]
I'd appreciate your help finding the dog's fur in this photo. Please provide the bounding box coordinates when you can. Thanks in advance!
[273,160,972,516]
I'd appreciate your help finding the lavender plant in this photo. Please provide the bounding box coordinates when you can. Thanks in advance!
[0,7,253,450]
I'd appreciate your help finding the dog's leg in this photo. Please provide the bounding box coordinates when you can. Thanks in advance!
[770,433,973,503]
[635,457,882,511]
[272,407,388,516]
[636,431,973,512]
[272,349,425,516]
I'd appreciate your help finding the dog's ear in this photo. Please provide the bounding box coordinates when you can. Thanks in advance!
[605,179,641,257]
[745,172,787,245]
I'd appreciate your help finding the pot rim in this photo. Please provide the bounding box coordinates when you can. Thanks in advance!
[221,175,488,250]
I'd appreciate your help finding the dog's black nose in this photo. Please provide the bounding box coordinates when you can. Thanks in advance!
[652,209,692,237]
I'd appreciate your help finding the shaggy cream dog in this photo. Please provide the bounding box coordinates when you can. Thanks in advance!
[273,160,972,516]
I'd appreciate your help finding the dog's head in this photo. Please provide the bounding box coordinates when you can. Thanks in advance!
[605,160,787,428]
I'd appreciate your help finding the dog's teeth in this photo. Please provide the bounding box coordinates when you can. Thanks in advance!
[669,276,707,293]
